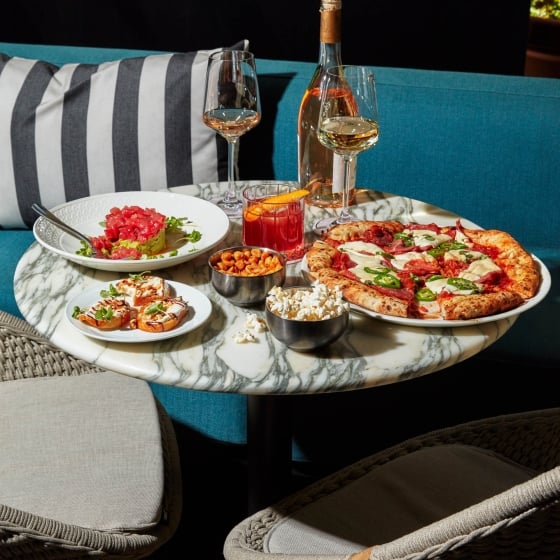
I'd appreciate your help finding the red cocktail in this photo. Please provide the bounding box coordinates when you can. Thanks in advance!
[242,183,306,263]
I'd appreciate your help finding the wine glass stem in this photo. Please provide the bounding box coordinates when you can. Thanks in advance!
[338,155,355,223]
[223,139,239,205]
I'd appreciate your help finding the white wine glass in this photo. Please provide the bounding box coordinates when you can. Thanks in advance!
[203,50,261,217]
[313,65,379,233]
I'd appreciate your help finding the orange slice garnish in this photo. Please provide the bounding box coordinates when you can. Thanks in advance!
[243,188,309,222]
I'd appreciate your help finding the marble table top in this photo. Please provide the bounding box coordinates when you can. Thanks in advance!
[14,183,516,396]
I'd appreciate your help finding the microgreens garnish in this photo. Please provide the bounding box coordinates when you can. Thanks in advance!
[128,271,151,282]
[165,216,192,232]
[76,241,94,257]
[94,306,114,321]
[99,284,125,298]
[180,230,202,244]
[145,302,167,315]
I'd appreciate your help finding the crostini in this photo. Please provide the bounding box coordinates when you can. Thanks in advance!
[115,273,171,306]
[75,298,133,330]
[137,297,189,333]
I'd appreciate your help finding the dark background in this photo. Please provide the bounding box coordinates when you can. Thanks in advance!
[2,0,531,75]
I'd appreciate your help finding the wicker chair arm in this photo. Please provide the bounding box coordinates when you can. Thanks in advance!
[0,310,103,381]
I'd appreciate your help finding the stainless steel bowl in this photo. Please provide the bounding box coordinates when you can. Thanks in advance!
[265,287,349,351]
[208,246,286,307]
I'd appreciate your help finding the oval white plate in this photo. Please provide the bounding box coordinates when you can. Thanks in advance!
[300,254,551,328]
[33,191,230,272]
[65,280,212,342]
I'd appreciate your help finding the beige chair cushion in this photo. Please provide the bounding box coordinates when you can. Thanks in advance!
[265,444,536,555]
[0,371,164,531]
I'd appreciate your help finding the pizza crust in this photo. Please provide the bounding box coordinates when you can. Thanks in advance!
[306,240,338,273]
[461,228,540,299]
[315,268,409,318]
[322,220,405,244]
[439,291,524,320]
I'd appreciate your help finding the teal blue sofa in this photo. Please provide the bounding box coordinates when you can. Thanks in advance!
[1,42,559,464]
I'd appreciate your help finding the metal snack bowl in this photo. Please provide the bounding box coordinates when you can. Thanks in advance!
[265,286,350,352]
[208,246,286,307]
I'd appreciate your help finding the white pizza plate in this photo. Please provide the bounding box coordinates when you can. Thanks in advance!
[299,254,551,328]
[33,191,230,272]
[65,280,212,342]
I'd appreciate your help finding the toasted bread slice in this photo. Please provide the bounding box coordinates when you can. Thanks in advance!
[76,298,133,330]
[116,274,171,306]
[137,297,189,333]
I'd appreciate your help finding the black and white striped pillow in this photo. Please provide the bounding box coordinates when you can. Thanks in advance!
[0,43,246,229]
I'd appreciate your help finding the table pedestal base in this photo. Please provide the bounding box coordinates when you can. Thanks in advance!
[247,394,292,513]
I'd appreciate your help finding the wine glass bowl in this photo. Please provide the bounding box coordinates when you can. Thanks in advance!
[314,65,379,233]
[203,50,261,217]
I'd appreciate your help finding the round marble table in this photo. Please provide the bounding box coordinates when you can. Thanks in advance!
[14,182,516,511]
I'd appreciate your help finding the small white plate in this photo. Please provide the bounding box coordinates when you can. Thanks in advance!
[65,280,212,342]
[33,191,230,272]
[300,255,551,328]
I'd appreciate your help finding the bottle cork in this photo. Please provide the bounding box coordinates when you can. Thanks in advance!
[321,0,341,10]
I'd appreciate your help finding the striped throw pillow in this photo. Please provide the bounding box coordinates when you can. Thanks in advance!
[0,43,246,229]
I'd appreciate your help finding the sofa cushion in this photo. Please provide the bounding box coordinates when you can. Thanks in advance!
[0,41,247,229]
[0,371,164,530]
[265,444,536,554]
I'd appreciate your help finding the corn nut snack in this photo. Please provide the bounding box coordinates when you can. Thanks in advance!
[212,247,283,277]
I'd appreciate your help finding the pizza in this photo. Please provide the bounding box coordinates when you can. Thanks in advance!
[304,219,540,321]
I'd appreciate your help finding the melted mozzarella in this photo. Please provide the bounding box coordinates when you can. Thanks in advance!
[339,240,439,282]
[445,249,486,263]
[454,229,470,244]
[339,241,384,257]
[352,266,398,283]
[390,251,437,271]
[460,258,501,281]
[426,252,500,295]
[339,241,389,281]
[425,277,474,295]
[415,299,441,318]
[404,229,452,247]
[444,250,501,281]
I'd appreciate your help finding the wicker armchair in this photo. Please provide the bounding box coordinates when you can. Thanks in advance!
[0,311,182,558]
[224,408,560,560]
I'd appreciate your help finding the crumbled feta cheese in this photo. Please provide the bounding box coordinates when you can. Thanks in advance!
[266,282,349,321]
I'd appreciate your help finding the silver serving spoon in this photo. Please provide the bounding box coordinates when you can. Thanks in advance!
[31,203,94,251]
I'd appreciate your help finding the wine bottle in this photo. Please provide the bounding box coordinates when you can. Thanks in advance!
[297,0,356,208]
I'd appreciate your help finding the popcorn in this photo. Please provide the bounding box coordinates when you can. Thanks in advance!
[233,330,257,343]
[266,282,349,321]
[245,312,268,333]
[233,312,268,343]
